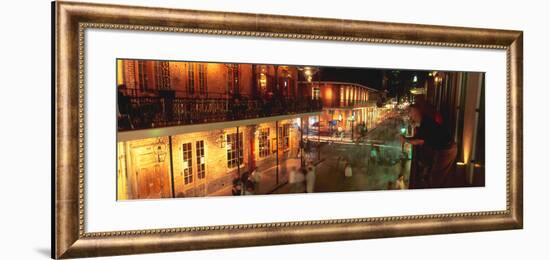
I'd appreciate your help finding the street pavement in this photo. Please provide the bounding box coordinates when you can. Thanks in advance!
[273,116,411,194]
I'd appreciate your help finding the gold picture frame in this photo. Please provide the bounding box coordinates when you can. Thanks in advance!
[53,1,523,259]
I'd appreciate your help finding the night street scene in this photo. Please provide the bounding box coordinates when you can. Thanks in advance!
[116,59,485,200]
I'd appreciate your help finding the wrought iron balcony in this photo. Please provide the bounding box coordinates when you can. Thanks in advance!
[323,99,377,109]
[117,90,323,131]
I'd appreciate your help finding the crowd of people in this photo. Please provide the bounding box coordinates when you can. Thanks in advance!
[230,98,461,196]
[288,161,317,193]
[231,161,320,196]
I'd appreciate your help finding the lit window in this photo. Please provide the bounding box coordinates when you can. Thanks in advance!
[312,88,320,100]
[187,63,195,94]
[198,64,207,94]
[227,64,239,95]
[279,124,290,150]
[259,73,267,88]
[196,140,206,179]
[155,61,171,90]
[340,86,344,105]
[182,142,193,184]
[137,61,148,90]
[259,128,270,158]
[226,132,243,168]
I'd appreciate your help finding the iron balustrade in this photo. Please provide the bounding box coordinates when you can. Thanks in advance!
[117,92,322,131]
[328,100,376,109]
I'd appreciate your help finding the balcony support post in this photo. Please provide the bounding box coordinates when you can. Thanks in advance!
[275,121,279,185]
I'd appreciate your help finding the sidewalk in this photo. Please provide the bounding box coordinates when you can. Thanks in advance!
[255,157,301,194]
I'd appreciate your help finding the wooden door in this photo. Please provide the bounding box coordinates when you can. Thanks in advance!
[132,144,171,199]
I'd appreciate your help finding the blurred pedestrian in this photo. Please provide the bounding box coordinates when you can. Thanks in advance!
[240,171,251,194]
[249,167,261,193]
[369,146,378,165]
[344,163,353,177]
[337,157,345,171]
[305,163,316,193]
[231,172,242,196]
[304,139,311,161]
[244,180,255,195]
[289,166,305,193]
[395,174,406,190]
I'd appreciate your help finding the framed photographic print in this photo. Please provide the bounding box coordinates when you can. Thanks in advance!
[53,1,523,259]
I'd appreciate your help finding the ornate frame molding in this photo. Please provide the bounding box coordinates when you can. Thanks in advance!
[54,1,523,258]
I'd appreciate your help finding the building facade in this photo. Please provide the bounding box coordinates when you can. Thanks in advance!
[116,60,323,200]
[116,60,320,131]
[117,118,305,200]
[298,81,387,139]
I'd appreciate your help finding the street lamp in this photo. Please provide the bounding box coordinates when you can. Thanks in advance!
[349,112,356,141]
[300,66,319,83]
[298,66,320,85]
[298,66,322,161]
[154,138,167,163]
[215,130,227,148]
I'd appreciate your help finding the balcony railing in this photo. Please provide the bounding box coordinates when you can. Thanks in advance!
[324,99,377,109]
[118,91,322,131]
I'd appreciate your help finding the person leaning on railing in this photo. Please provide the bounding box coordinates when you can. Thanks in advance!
[399,104,460,188]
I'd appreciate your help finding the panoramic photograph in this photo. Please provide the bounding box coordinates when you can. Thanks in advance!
[116,59,485,200]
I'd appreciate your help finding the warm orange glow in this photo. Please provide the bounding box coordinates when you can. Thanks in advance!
[118,137,172,200]
[117,142,128,200]
[463,148,470,165]
[259,73,267,88]
[206,63,222,74]
[323,86,333,101]
[410,88,426,95]
[117,116,309,200]
[116,60,124,86]
[462,134,472,165]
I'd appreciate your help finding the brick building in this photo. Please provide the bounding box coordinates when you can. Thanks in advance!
[116,60,321,200]
[298,80,387,139]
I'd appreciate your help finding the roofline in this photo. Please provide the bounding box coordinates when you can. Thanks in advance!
[298,81,380,92]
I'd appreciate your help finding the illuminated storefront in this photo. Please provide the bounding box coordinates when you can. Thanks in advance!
[117,115,318,200]
[116,59,323,199]
[299,81,388,139]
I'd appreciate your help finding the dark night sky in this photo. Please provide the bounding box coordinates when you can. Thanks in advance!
[318,67,385,90]
[315,67,431,93]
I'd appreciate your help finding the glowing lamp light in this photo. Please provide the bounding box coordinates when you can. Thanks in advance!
[215,130,227,148]
[400,128,406,134]
[155,144,167,163]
